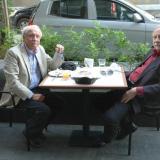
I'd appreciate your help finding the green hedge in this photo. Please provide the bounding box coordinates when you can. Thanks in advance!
[41,25,150,63]
[0,25,150,63]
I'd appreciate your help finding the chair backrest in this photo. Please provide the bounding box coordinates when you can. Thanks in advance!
[0,68,6,91]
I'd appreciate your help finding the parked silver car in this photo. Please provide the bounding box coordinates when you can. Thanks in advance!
[30,0,160,45]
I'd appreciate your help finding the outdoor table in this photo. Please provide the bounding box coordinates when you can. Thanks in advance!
[39,66,128,147]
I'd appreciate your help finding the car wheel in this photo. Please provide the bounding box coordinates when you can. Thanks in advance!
[16,17,29,30]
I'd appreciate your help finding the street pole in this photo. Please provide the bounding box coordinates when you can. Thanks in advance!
[2,0,10,30]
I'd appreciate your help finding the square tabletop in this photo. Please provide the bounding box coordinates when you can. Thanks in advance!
[39,66,128,90]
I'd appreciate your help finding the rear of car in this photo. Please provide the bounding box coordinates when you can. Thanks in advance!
[29,0,160,45]
[11,5,36,29]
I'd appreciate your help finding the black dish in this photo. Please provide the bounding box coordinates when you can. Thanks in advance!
[72,77,98,84]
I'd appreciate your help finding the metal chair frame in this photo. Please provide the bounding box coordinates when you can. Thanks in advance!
[0,69,30,151]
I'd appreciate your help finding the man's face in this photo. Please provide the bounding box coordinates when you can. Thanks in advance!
[23,30,41,51]
[152,29,160,51]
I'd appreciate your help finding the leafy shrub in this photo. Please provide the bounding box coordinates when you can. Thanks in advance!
[0,24,150,64]
[0,28,20,58]
[41,26,62,56]
[40,24,150,63]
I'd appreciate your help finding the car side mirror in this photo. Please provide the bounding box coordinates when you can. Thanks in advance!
[133,13,143,23]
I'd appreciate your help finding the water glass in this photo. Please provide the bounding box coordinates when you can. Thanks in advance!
[98,59,106,67]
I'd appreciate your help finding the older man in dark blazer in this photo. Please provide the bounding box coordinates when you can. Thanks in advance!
[96,26,160,144]
[0,25,64,147]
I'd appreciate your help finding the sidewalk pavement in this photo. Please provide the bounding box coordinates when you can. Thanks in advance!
[0,123,160,160]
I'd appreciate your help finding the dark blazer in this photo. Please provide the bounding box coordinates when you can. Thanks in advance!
[129,49,160,114]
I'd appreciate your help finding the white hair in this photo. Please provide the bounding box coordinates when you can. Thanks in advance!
[153,26,160,35]
[21,25,42,37]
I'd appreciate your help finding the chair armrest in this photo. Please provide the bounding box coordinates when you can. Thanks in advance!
[0,91,16,107]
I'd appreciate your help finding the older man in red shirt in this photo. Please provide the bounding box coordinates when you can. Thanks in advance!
[96,26,160,145]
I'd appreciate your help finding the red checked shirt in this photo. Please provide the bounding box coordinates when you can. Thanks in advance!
[129,48,160,95]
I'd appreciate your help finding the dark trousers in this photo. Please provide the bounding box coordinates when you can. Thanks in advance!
[92,90,133,140]
[17,87,65,138]
[18,99,51,138]
[103,101,130,125]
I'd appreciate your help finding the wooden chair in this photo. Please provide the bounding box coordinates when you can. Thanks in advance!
[0,68,30,151]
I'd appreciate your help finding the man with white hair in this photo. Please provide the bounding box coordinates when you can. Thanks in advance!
[94,26,160,145]
[0,25,64,147]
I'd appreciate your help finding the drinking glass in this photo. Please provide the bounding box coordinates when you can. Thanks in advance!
[84,58,94,68]
[98,59,106,67]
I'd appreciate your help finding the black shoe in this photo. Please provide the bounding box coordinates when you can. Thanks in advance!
[116,122,137,140]
[100,133,116,144]
[22,131,43,148]
[103,125,120,143]
[91,137,106,147]
[38,133,46,140]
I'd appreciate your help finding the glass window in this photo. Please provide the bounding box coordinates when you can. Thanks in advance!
[50,0,87,19]
[50,1,60,16]
[94,0,134,21]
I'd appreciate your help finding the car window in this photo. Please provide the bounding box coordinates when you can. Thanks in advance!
[94,0,135,22]
[50,0,87,19]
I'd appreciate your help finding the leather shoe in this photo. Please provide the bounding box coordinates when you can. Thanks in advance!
[91,137,106,147]
[116,122,137,140]
[29,138,43,148]
[102,125,120,143]
[38,133,46,140]
[22,131,43,148]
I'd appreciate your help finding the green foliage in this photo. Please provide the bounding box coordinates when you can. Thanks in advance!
[0,28,20,58]
[0,24,150,64]
[118,41,150,63]
[57,24,149,63]
[40,26,62,56]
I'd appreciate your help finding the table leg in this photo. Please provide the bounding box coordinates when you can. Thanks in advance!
[69,89,102,147]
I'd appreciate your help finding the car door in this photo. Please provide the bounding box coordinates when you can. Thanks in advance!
[33,0,147,43]
[91,0,147,43]
[40,0,97,31]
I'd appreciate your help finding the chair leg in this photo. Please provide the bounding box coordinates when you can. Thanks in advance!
[128,133,132,156]
[9,109,13,127]
[27,137,31,151]
[155,115,159,131]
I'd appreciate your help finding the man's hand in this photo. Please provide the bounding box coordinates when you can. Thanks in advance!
[32,93,45,102]
[121,87,137,103]
[55,44,64,54]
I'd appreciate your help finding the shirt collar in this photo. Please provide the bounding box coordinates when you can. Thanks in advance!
[23,43,39,55]
[153,48,160,57]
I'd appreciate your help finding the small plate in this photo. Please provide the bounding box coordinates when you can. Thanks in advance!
[48,70,63,77]
[48,70,71,77]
